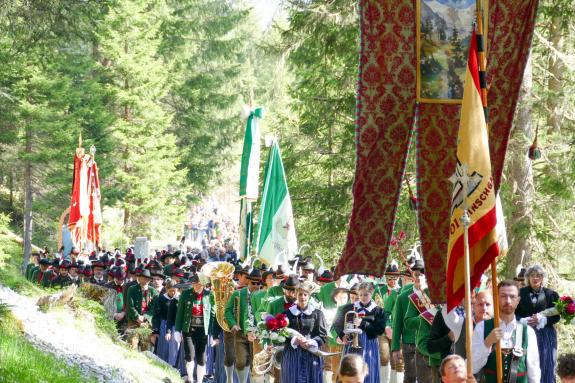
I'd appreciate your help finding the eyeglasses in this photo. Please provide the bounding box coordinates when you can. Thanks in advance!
[249,281,260,286]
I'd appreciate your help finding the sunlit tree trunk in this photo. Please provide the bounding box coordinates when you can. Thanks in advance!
[22,122,33,273]
[506,55,535,277]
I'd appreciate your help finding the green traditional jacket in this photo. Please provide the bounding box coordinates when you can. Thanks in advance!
[383,288,400,328]
[126,284,159,322]
[317,282,337,310]
[251,289,268,322]
[163,264,175,276]
[416,317,441,367]
[262,285,283,306]
[391,284,417,351]
[327,305,345,347]
[264,296,290,316]
[224,287,255,335]
[174,288,214,335]
[25,264,38,281]
[31,268,55,288]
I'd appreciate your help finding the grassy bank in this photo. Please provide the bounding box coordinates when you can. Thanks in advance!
[0,213,183,383]
[0,303,97,383]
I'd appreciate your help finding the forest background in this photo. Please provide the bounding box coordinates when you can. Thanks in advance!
[0,0,574,280]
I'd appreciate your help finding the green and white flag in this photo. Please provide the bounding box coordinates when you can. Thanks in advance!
[256,141,298,266]
[239,107,262,200]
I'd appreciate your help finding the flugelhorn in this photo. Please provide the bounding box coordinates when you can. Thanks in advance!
[343,310,363,349]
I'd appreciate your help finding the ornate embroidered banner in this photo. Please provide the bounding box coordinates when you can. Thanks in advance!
[337,0,538,303]
[335,1,417,279]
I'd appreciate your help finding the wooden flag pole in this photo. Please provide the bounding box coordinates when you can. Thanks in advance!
[491,261,503,382]
[475,1,503,380]
[459,164,475,380]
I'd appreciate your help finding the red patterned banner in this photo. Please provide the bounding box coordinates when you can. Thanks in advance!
[335,0,417,278]
[416,103,460,301]
[337,0,538,303]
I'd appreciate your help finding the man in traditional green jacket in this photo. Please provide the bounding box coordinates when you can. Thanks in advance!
[31,258,53,287]
[223,268,261,383]
[125,269,159,349]
[262,274,299,316]
[174,273,215,383]
[416,314,442,383]
[392,261,425,383]
[25,253,40,281]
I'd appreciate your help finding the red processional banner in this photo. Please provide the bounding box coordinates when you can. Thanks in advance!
[336,0,538,302]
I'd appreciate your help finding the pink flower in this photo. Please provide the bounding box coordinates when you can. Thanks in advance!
[560,295,573,303]
[565,303,575,315]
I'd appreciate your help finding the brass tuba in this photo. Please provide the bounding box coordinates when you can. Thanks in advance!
[200,261,236,332]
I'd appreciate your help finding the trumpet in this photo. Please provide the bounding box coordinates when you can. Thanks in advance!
[343,310,363,350]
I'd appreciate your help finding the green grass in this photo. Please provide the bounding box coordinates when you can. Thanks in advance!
[0,213,44,295]
[0,307,98,383]
[74,295,119,340]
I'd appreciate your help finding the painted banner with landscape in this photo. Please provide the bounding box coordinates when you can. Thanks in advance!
[417,0,482,102]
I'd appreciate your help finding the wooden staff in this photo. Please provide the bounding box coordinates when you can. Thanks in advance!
[476,1,503,381]
[491,260,503,382]
[459,166,474,381]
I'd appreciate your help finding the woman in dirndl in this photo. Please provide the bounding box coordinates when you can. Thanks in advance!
[152,278,177,362]
[281,280,328,383]
[333,281,386,383]
[515,264,560,383]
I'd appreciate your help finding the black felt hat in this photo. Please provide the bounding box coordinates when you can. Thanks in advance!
[138,269,152,278]
[247,268,262,281]
[280,274,300,290]
[318,270,334,282]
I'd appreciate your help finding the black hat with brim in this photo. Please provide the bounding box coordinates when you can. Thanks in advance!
[385,263,401,276]
[280,274,300,290]
[138,269,152,278]
[174,281,192,289]
[411,259,425,273]
[247,268,262,281]
[318,270,334,282]
[330,287,349,304]
[151,269,166,279]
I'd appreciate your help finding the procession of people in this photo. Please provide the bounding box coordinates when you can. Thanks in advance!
[24,224,575,383]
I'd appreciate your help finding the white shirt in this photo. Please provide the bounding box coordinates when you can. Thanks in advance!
[471,319,541,383]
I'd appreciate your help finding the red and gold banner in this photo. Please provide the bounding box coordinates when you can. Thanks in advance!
[446,32,498,311]
[68,151,102,250]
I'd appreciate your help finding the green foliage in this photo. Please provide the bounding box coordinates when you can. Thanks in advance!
[272,0,358,263]
[0,213,43,294]
[74,296,118,340]
[161,0,262,197]
[0,310,97,383]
